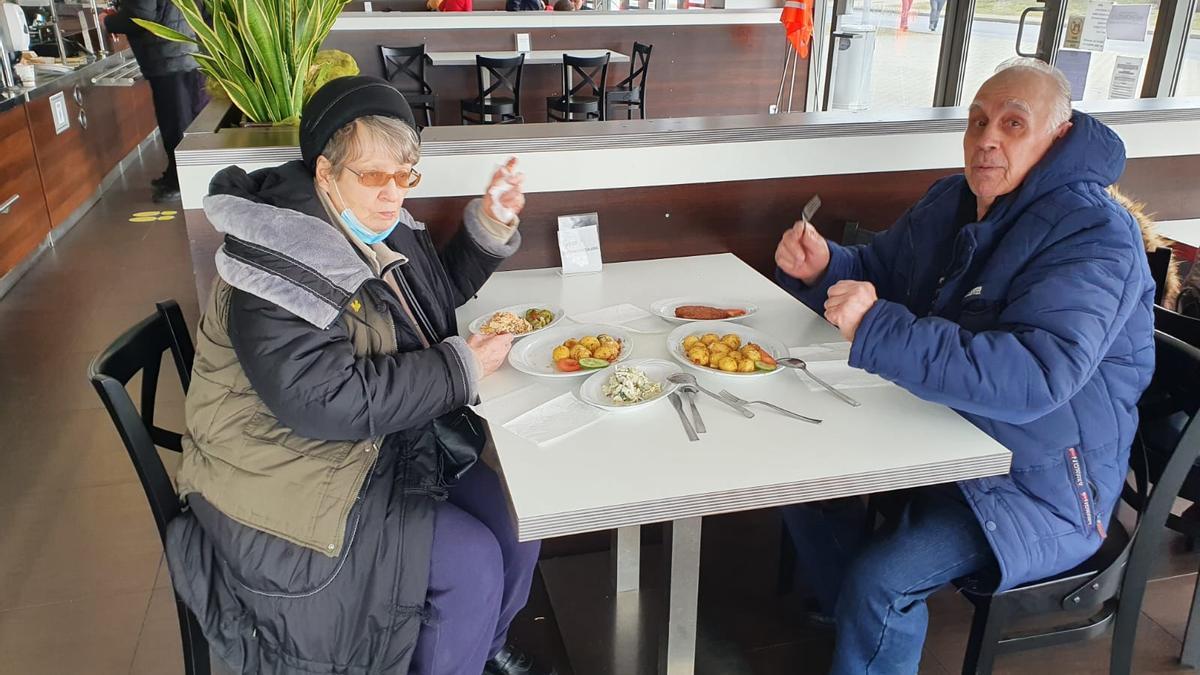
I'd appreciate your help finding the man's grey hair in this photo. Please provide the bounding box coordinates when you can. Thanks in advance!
[993,57,1073,132]
[322,115,421,173]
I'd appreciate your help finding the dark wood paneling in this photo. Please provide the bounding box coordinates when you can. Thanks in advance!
[324,23,796,124]
[0,104,54,278]
[185,154,1200,302]
[27,79,156,228]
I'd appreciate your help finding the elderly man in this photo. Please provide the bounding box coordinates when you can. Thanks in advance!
[775,58,1155,673]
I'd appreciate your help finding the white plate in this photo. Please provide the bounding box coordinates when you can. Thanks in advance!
[469,303,564,339]
[649,297,759,323]
[577,358,681,412]
[508,323,633,378]
[666,321,787,379]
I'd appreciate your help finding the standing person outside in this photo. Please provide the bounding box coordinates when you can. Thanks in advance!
[105,0,208,203]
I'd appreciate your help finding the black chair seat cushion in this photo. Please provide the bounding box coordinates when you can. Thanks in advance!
[547,95,601,113]
[462,97,517,116]
[957,517,1131,615]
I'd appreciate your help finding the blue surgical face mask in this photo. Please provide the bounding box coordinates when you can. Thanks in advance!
[332,180,400,246]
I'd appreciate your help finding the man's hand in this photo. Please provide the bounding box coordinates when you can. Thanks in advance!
[824,280,878,342]
[466,333,514,377]
[775,220,831,286]
[482,157,525,225]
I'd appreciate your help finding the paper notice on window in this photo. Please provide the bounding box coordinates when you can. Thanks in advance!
[1064,15,1085,49]
[1056,50,1092,101]
[1079,0,1112,51]
[1105,4,1151,41]
[1109,55,1143,99]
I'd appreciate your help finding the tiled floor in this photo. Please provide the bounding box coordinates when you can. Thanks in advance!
[1,142,1199,674]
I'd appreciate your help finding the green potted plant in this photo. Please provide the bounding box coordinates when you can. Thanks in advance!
[134,0,357,125]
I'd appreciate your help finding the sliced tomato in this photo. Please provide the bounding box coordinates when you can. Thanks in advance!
[556,358,582,372]
[758,352,777,367]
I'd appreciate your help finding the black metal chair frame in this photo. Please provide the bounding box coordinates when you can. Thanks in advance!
[461,54,525,125]
[88,301,210,675]
[958,330,1200,675]
[547,53,610,123]
[380,45,437,128]
[606,42,652,120]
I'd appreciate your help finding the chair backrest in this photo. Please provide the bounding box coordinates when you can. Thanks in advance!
[1148,247,1172,306]
[475,53,525,115]
[1063,331,1200,611]
[88,300,195,548]
[380,45,434,95]
[617,42,652,92]
[1156,303,1200,348]
[562,52,609,100]
[841,221,878,246]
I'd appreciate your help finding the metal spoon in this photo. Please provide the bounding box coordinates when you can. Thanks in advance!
[668,373,755,418]
[776,358,861,407]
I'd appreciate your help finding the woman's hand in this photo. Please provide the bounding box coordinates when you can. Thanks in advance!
[482,157,526,225]
[466,333,514,377]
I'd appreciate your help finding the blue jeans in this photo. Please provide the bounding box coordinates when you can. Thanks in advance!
[781,487,996,674]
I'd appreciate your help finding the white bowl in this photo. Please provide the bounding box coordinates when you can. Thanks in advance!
[648,297,759,323]
[469,303,565,339]
[507,323,633,378]
[666,321,787,379]
[577,358,681,412]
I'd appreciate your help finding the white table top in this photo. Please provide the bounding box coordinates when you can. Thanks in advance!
[427,49,630,67]
[1156,219,1200,248]
[458,254,1012,541]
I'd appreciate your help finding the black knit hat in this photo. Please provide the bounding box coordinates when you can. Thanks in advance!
[299,76,419,172]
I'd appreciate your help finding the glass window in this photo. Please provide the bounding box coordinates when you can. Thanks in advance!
[824,0,943,111]
[1176,5,1200,96]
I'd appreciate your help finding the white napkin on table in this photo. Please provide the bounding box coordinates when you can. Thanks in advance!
[787,345,891,392]
[501,392,608,446]
[787,342,852,363]
[569,303,670,334]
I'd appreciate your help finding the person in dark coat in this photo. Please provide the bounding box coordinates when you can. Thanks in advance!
[774,57,1155,673]
[506,0,545,11]
[104,0,208,202]
[165,76,552,675]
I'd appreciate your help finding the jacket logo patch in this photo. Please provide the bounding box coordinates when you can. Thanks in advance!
[964,286,983,299]
[350,299,363,313]
[1067,448,1095,528]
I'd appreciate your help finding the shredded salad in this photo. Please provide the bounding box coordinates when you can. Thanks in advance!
[601,367,664,405]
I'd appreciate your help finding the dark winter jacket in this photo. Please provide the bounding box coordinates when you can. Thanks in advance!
[166,160,519,673]
[104,0,198,77]
[778,111,1156,591]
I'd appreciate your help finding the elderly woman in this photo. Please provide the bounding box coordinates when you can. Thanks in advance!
[165,76,550,675]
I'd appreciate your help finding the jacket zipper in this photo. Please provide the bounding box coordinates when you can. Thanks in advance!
[380,259,438,347]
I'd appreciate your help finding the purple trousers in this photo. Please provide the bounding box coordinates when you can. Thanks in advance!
[409,462,541,675]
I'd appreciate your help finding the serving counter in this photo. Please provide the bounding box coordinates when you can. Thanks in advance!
[0,50,158,295]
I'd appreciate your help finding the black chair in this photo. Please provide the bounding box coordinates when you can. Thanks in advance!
[605,42,652,120]
[1147,247,1173,307]
[461,54,525,125]
[956,330,1200,675]
[841,221,878,246]
[380,45,437,128]
[88,301,210,675]
[546,53,610,122]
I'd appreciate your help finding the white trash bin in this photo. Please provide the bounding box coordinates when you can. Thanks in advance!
[829,22,876,111]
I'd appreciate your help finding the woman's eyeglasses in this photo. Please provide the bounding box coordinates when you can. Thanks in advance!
[346,167,422,189]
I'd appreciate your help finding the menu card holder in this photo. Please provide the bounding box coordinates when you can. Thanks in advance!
[557,212,603,275]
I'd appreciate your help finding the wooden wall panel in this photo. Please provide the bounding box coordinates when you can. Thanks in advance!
[185,153,1200,303]
[323,23,795,124]
[0,105,53,278]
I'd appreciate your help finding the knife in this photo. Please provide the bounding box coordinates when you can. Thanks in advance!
[669,392,700,442]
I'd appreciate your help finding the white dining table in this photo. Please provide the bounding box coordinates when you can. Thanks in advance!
[456,253,1012,675]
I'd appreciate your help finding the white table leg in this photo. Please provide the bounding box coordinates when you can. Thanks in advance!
[659,516,701,675]
[611,525,641,593]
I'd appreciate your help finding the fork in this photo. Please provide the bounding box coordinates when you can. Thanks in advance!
[718,390,822,425]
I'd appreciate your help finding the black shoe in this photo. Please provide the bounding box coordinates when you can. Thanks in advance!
[484,645,556,675]
[151,175,168,188]
[152,184,181,203]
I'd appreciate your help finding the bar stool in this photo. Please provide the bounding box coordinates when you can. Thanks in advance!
[546,52,610,122]
[379,45,437,128]
[606,42,652,120]
[461,54,525,125]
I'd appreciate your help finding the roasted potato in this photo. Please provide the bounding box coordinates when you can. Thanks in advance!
[580,336,601,351]
[718,357,739,372]
[700,333,720,346]
[593,344,619,361]
[720,334,741,349]
[738,359,757,373]
[552,346,571,361]
[687,347,710,366]
[570,345,593,360]
[682,335,701,350]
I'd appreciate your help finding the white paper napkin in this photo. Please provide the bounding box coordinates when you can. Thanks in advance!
[787,342,853,362]
[569,303,669,334]
[792,358,891,392]
[501,392,608,446]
